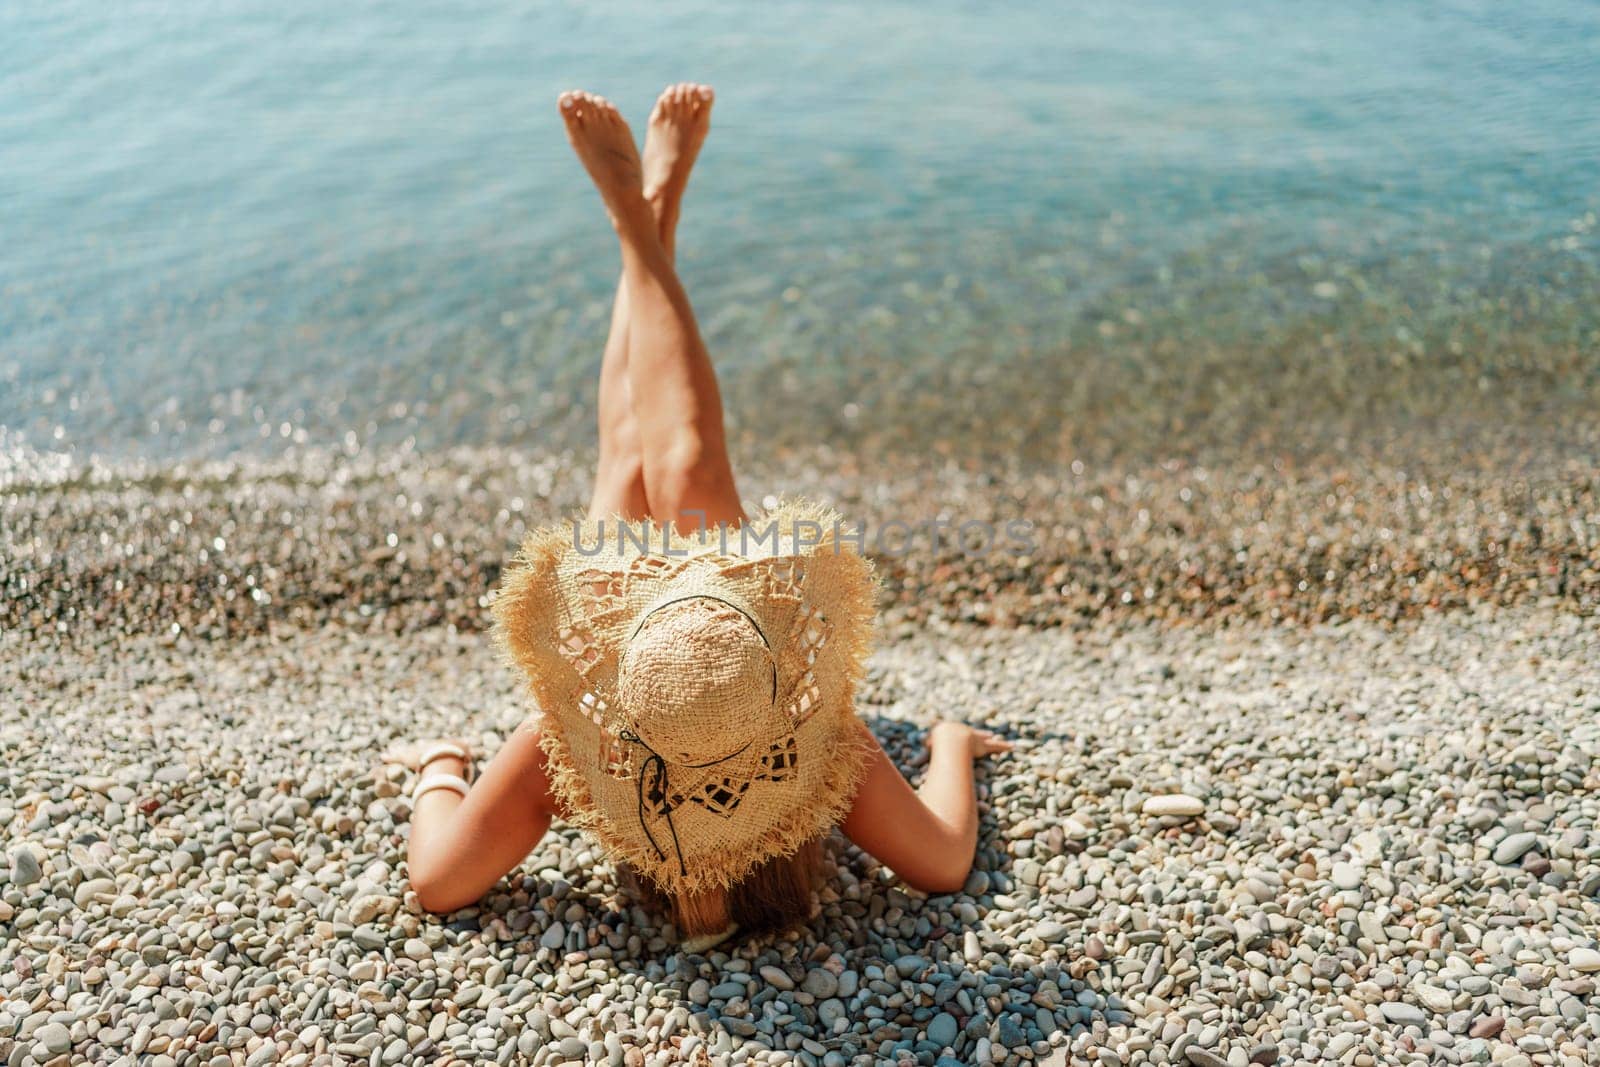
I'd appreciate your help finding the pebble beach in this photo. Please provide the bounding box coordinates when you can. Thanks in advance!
[5,442,1600,1067]
[8,1,1600,1061]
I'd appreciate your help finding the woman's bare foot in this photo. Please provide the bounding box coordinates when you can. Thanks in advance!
[642,83,714,258]
[558,91,652,234]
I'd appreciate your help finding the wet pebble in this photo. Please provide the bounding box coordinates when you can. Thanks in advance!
[927,1012,958,1048]
[759,965,794,990]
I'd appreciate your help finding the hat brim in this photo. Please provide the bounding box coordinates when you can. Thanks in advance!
[493,497,877,894]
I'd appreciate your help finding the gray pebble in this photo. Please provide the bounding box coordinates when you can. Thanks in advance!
[34,1022,72,1056]
[1493,832,1540,865]
[351,926,386,952]
[760,965,794,991]
[11,849,42,887]
[893,955,928,977]
[801,969,838,999]
[1380,1002,1428,1026]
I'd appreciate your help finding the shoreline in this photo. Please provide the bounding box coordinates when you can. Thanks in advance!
[5,441,1597,651]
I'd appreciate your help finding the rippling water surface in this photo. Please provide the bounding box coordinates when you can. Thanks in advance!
[3,1,1598,464]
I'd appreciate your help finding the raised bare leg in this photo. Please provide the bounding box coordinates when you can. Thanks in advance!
[591,285,649,521]
[561,89,743,531]
[588,85,714,521]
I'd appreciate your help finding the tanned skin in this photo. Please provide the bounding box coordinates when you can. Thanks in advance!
[398,88,1012,914]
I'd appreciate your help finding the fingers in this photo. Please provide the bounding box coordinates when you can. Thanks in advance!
[971,728,1014,757]
[928,721,1014,756]
[380,736,476,769]
[380,740,424,768]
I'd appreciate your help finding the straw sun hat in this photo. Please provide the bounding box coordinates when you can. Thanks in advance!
[493,498,877,895]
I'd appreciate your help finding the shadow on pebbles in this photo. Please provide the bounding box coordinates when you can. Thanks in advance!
[3,606,1600,1066]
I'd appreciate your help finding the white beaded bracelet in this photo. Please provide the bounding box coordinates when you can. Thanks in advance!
[412,773,471,801]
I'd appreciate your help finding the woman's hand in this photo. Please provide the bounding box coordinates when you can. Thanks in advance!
[928,720,1013,759]
[841,719,1013,894]
[381,736,475,772]
[405,722,563,914]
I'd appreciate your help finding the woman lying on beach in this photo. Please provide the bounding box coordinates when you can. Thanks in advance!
[398,84,1010,948]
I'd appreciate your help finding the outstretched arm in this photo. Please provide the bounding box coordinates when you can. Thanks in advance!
[840,719,1012,894]
[405,722,566,913]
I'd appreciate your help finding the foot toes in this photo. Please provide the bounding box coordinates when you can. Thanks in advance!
[649,82,712,124]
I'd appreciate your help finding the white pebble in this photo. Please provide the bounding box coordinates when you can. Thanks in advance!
[1569,948,1600,973]
[1141,794,1205,817]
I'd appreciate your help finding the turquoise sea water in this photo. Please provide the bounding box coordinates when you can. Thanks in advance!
[3,1,1598,464]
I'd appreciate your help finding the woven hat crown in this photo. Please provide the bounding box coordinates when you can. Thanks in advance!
[616,597,774,765]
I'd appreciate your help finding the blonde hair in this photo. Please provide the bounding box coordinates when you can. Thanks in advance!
[621,836,827,940]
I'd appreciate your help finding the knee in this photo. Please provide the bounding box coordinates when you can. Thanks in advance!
[649,434,736,519]
[652,442,702,505]
[655,432,708,483]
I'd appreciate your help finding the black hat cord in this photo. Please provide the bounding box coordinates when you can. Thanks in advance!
[619,730,754,878]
